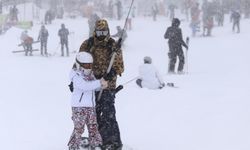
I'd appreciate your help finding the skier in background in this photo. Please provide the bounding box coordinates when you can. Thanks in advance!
[115,0,122,20]
[164,18,188,74]
[190,2,201,37]
[231,10,241,33]
[68,51,107,150]
[112,26,127,46]
[20,30,33,56]
[58,23,69,56]
[88,13,100,37]
[37,25,49,56]
[136,56,165,89]
[152,2,158,21]
[9,5,18,22]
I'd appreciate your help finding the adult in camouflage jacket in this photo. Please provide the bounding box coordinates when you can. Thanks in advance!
[79,19,124,150]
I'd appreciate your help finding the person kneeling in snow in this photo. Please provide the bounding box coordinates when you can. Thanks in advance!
[136,56,165,89]
[68,52,108,150]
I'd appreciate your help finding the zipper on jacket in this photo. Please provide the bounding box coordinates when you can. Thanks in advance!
[79,92,84,102]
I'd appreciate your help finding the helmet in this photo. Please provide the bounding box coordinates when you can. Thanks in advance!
[61,23,65,28]
[75,52,93,75]
[76,52,93,64]
[95,19,109,31]
[144,56,152,64]
[172,18,180,27]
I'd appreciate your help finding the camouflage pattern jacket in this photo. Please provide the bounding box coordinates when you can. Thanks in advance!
[79,37,124,90]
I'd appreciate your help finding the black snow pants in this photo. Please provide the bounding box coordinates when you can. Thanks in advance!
[168,43,185,73]
[95,90,122,149]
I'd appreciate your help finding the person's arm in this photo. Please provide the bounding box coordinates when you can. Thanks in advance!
[72,75,101,91]
[164,27,170,39]
[112,42,124,76]
[179,29,188,49]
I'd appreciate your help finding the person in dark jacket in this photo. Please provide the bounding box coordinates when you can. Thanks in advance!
[45,9,53,24]
[58,23,69,56]
[38,25,49,56]
[164,18,188,74]
[231,10,241,33]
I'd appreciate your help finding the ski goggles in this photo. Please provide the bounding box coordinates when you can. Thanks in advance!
[76,60,93,69]
[79,63,93,69]
[95,30,109,37]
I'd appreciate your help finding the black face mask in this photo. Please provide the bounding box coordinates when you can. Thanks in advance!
[96,35,106,41]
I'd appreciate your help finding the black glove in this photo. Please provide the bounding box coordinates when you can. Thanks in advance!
[103,68,117,81]
[68,81,74,92]
[159,83,165,89]
[184,44,188,50]
[116,38,122,49]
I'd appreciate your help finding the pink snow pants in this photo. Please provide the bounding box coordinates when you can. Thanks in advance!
[68,107,102,149]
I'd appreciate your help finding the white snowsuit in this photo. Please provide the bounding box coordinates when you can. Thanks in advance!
[68,69,102,149]
[138,64,165,89]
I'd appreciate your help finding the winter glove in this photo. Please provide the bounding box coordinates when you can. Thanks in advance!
[116,38,122,49]
[159,83,165,89]
[184,44,188,50]
[103,68,117,81]
[100,78,108,89]
[68,81,74,92]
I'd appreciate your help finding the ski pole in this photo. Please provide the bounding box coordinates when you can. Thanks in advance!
[97,0,135,101]
[185,37,189,74]
[52,42,61,56]
[114,76,138,95]
[121,76,138,86]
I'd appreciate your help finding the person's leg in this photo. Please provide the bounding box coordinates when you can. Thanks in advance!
[232,22,236,32]
[168,51,177,73]
[44,41,48,55]
[237,21,240,33]
[66,40,69,56]
[97,91,122,149]
[28,44,33,56]
[68,107,86,150]
[177,50,185,73]
[61,42,64,56]
[41,42,44,55]
[85,107,102,148]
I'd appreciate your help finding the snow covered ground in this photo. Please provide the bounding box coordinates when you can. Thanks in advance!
[0,11,250,150]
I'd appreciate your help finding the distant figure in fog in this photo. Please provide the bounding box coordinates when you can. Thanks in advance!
[112,26,127,46]
[38,25,49,56]
[20,30,34,56]
[58,23,69,56]
[231,10,241,33]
